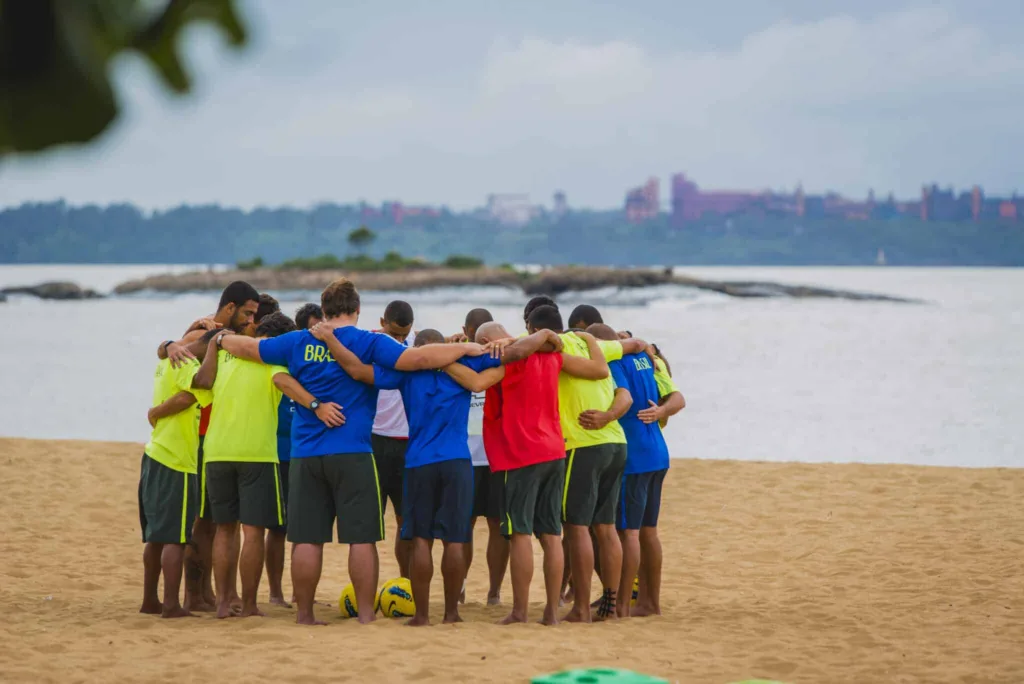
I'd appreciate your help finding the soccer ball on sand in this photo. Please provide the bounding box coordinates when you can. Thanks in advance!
[377,577,415,617]
[338,582,381,618]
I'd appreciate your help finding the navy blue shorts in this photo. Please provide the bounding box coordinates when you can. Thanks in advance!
[617,469,667,531]
[400,458,474,543]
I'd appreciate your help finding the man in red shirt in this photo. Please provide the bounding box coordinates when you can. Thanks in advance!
[448,318,609,625]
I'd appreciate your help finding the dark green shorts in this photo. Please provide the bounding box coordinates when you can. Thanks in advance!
[371,434,407,517]
[138,453,197,545]
[205,460,286,529]
[288,453,384,545]
[197,436,213,521]
[472,465,502,520]
[498,459,564,538]
[563,443,627,527]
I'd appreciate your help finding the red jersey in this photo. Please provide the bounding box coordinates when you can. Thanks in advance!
[484,352,564,472]
[199,405,212,437]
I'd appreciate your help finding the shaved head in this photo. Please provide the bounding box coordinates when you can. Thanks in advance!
[464,308,494,341]
[475,321,511,344]
[586,323,619,342]
[413,328,444,346]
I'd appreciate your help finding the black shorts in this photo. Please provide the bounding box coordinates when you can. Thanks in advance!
[617,469,667,531]
[205,460,286,529]
[498,459,564,538]
[138,454,197,545]
[287,453,384,545]
[269,460,290,533]
[197,436,213,521]
[371,434,407,517]
[563,443,627,527]
[472,465,502,520]
[400,458,474,543]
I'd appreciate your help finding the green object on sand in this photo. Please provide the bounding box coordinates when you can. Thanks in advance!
[531,669,668,684]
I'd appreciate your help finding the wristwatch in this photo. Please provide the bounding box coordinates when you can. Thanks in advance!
[215,333,227,348]
[309,399,321,411]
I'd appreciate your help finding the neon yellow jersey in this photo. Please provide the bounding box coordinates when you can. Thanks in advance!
[203,350,289,463]
[653,358,679,398]
[145,359,213,473]
[557,333,626,450]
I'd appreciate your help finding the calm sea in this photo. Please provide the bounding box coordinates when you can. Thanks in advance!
[0,264,1020,468]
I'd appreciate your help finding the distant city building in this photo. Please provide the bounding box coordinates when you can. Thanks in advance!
[487,193,535,226]
[380,201,440,224]
[624,177,659,223]
[553,191,568,219]
[665,172,1022,224]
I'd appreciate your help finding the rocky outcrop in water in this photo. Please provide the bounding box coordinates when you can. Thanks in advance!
[1,281,103,300]
[112,266,921,303]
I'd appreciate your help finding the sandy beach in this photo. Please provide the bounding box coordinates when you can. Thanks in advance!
[1,438,1022,683]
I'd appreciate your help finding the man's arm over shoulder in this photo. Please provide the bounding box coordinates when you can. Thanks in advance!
[393,342,485,372]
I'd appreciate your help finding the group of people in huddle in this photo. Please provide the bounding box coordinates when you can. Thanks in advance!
[138,277,685,627]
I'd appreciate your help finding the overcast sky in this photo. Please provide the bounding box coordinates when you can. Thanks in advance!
[3,0,1022,210]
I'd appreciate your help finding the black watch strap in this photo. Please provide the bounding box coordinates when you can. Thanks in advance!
[309,399,320,410]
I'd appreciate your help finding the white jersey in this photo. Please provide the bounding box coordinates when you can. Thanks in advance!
[468,390,488,467]
[372,330,415,438]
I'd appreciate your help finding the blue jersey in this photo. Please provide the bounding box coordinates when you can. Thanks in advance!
[609,353,670,474]
[374,356,500,469]
[277,396,294,462]
[259,327,406,458]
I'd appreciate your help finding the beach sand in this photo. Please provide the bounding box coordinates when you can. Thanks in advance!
[1,438,1022,683]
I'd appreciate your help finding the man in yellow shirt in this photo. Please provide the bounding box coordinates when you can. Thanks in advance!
[203,312,346,619]
[139,329,222,618]
[527,304,647,622]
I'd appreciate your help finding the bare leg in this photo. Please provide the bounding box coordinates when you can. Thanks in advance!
[461,517,477,604]
[212,522,238,619]
[227,530,242,609]
[160,544,192,618]
[140,543,163,614]
[406,537,433,626]
[559,536,573,604]
[292,543,326,625]
[265,529,290,607]
[184,518,215,611]
[617,529,640,618]
[499,533,532,624]
[441,541,466,623]
[486,518,509,605]
[633,526,663,617]
[239,524,266,617]
[563,524,593,623]
[538,534,563,625]
[395,515,411,579]
[349,542,379,624]
[593,523,622,620]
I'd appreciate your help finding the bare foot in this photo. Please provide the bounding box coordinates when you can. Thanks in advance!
[405,616,431,627]
[498,612,527,625]
[215,602,235,620]
[486,594,501,606]
[139,599,162,615]
[295,612,327,626]
[357,614,376,625]
[269,596,292,608]
[185,598,215,612]
[443,612,463,624]
[630,605,660,618]
[539,611,560,626]
[239,605,266,618]
[562,608,590,624]
[594,611,619,622]
[161,606,195,619]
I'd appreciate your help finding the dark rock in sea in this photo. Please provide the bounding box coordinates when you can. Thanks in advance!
[1,281,103,300]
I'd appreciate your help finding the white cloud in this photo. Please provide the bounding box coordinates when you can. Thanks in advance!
[3,6,1023,208]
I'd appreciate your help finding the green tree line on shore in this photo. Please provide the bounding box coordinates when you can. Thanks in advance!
[2,200,1024,266]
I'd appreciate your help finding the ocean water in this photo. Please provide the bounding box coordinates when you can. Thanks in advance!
[0,265,1020,468]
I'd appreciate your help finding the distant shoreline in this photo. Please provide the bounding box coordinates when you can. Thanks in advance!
[108,265,922,303]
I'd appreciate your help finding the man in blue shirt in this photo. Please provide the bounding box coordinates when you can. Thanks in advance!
[588,324,685,618]
[219,278,487,626]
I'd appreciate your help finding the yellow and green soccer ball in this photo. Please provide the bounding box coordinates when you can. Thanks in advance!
[631,575,639,606]
[377,577,415,618]
[338,582,381,618]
